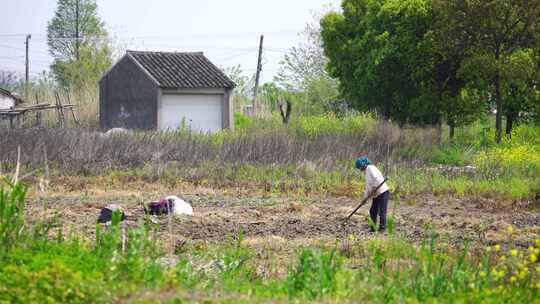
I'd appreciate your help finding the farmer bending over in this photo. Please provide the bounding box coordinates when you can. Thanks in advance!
[356,157,390,232]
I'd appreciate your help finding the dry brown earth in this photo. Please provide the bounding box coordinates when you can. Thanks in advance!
[25,184,539,249]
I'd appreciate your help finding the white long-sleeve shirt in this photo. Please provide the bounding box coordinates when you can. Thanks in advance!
[364,165,389,199]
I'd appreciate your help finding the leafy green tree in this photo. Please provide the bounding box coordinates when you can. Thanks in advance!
[259,82,295,123]
[275,11,335,92]
[445,0,540,143]
[260,82,281,111]
[322,0,540,141]
[224,65,253,98]
[0,71,22,92]
[502,49,540,134]
[224,65,255,112]
[321,0,439,126]
[47,0,112,88]
[428,0,487,139]
[304,76,340,114]
[276,10,340,115]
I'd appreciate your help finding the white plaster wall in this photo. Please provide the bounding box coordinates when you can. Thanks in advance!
[158,93,223,132]
[0,95,16,110]
[161,88,226,95]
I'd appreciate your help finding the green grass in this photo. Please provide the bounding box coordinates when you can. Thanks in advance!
[2,113,539,201]
[1,181,539,302]
[144,232,540,303]
[0,181,169,303]
[93,157,538,201]
[1,115,539,302]
[18,114,540,201]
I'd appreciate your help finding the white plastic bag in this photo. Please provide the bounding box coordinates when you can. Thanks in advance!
[166,195,194,216]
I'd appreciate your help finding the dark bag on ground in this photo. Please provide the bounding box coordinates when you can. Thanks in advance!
[98,204,126,223]
[145,199,174,216]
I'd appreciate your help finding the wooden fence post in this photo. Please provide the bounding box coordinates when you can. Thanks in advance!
[66,92,80,126]
[34,93,42,127]
[55,92,65,128]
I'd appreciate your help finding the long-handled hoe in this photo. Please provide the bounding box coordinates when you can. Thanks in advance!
[345,178,388,221]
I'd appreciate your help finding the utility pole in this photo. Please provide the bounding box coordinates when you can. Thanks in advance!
[75,0,80,61]
[251,35,264,116]
[25,34,31,100]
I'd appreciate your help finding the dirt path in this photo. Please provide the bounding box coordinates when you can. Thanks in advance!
[26,189,539,248]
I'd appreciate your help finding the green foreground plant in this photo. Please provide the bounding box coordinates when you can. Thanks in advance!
[2,180,538,303]
[0,181,167,303]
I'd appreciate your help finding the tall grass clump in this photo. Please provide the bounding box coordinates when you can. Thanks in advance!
[0,180,27,255]
[0,180,170,303]
[343,233,540,303]
[431,144,475,166]
[474,124,540,176]
[1,180,538,302]
[31,85,100,129]
[0,114,538,200]
[286,248,346,300]
[162,231,540,302]
[293,112,377,137]
[95,212,166,287]
[0,119,432,173]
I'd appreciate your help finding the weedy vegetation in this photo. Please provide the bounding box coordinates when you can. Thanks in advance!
[2,0,539,301]
[0,180,538,303]
[0,115,539,303]
[1,114,539,201]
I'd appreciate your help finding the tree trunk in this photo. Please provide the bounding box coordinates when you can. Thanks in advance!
[436,117,443,147]
[382,98,391,121]
[495,73,503,144]
[505,113,514,138]
[279,100,292,124]
[494,47,502,144]
[449,124,455,141]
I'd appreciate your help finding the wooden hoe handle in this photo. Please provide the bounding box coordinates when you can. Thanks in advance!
[346,178,388,221]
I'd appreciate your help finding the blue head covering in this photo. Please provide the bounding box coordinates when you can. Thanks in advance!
[355,156,372,170]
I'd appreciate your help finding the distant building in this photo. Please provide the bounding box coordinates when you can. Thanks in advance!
[99,50,235,132]
[0,88,23,110]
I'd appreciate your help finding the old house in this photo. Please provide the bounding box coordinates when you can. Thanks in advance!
[0,88,23,110]
[100,50,235,132]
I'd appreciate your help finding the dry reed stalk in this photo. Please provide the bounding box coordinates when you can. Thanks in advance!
[167,199,173,258]
[12,146,21,185]
[39,145,50,192]
[121,222,126,253]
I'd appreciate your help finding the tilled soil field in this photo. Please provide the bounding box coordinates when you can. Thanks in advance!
[26,188,540,248]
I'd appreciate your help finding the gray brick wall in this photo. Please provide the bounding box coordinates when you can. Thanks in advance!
[99,56,158,130]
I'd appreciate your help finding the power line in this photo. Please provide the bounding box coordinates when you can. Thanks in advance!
[212,50,258,62]
[0,34,289,80]
[29,50,52,56]
[0,34,27,37]
[0,66,41,74]
[0,44,26,51]
[2,41,291,54]
[23,29,300,39]
[0,57,24,63]
[0,48,50,57]
[245,68,279,72]
[132,43,260,51]
[29,59,51,63]
[264,48,289,53]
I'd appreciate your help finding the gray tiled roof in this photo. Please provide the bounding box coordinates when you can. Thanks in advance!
[0,87,23,103]
[127,50,235,89]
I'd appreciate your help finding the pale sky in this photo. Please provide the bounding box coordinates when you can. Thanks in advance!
[0,0,340,83]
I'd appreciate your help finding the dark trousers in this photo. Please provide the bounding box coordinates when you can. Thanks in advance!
[370,191,390,230]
